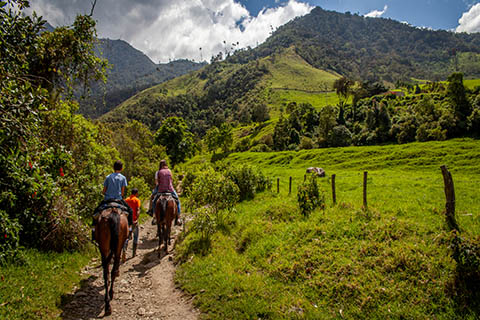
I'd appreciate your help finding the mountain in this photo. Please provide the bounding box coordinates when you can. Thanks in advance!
[78,39,205,118]
[100,47,341,134]
[231,7,480,82]
[100,6,480,137]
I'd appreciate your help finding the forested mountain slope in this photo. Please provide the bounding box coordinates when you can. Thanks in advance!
[231,7,480,82]
[78,39,205,118]
[100,47,340,134]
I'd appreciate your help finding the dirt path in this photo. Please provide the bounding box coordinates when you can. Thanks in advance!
[60,220,199,320]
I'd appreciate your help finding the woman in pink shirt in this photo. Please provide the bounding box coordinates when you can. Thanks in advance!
[152,160,181,225]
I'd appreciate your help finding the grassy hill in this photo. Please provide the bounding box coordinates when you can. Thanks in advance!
[176,138,480,319]
[101,48,340,133]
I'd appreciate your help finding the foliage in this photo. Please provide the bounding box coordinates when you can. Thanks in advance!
[106,120,168,187]
[127,176,150,202]
[297,175,325,216]
[447,73,471,134]
[205,123,233,154]
[224,165,271,201]
[186,168,239,213]
[0,210,21,264]
[328,125,352,147]
[155,116,195,166]
[0,0,112,258]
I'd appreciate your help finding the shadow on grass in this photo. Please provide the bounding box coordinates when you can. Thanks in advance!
[59,275,104,320]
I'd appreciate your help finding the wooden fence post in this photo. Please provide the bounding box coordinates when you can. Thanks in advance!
[332,174,336,205]
[289,177,292,195]
[363,171,368,209]
[277,178,280,194]
[440,165,459,231]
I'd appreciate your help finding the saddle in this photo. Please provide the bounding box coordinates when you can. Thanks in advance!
[93,199,131,219]
[154,192,175,202]
[153,192,176,221]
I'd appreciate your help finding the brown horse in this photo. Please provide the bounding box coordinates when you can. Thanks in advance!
[95,207,129,316]
[154,193,177,255]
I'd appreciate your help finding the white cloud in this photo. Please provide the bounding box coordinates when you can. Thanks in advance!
[27,0,313,63]
[456,3,480,33]
[364,5,388,18]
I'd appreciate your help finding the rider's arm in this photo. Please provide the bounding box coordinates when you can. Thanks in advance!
[103,186,107,194]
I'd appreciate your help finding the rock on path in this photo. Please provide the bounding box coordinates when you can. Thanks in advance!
[60,220,199,319]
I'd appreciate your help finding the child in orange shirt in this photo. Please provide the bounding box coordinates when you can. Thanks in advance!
[123,188,141,259]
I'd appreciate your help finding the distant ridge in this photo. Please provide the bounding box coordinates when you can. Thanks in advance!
[78,38,205,118]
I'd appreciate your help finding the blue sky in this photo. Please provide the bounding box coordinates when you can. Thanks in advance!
[241,0,477,30]
[29,0,480,62]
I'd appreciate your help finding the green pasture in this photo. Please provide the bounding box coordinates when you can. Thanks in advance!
[264,47,339,92]
[177,138,480,319]
[464,79,480,90]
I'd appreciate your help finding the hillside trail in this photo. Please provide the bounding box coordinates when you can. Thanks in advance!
[60,216,199,320]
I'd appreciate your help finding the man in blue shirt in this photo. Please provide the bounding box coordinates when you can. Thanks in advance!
[92,160,132,240]
[103,160,128,200]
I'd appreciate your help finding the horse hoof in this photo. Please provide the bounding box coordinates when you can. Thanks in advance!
[105,306,112,316]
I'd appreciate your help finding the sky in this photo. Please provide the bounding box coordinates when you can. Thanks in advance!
[26,0,480,64]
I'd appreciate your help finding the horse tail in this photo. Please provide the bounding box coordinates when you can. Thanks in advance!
[109,210,120,252]
[160,197,167,222]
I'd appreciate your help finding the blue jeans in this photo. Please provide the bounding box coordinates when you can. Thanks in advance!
[152,187,181,217]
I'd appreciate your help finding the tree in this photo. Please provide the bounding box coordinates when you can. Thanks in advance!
[317,105,338,147]
[155,116,195,166]
[0,0,109,256]
[218,123,233,153]
[447,72,471,134]
[273,113,290,150]
[334,77,354,125]
[205,126,220,153]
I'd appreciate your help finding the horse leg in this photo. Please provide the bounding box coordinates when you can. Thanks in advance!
[167,221,172,246]
[163,224,168,253]
[102,254,112,316]
[157,222,162,256]
[110,253,120,300]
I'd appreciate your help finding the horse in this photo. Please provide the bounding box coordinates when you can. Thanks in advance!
[95,206,129,316]
[154,193,177,255]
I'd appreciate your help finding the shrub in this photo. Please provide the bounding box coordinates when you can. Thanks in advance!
[328,125,352,147]
[225,165,270,200]
[250,143,271,152]
[187,168,240,212]
[127,176,151,202]
[299,136,315,150]
[0,210,21,265]
[297,175,325,216]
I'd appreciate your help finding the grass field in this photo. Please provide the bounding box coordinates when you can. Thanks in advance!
[176,138,480,319]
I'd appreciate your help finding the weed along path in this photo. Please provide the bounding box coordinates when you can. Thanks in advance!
[60,220,199,320]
